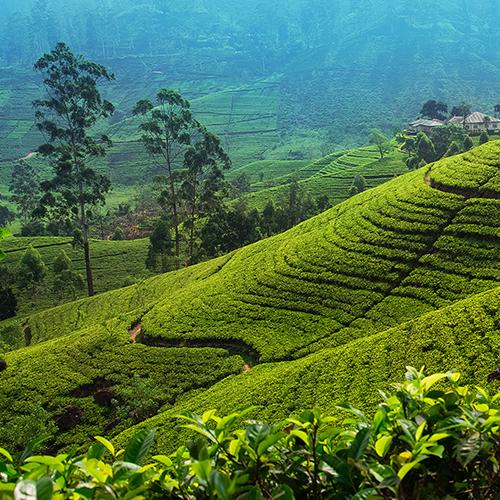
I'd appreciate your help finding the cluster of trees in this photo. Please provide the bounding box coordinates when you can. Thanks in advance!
[420,99,500,122]
[0,42,340,308]
[0,0,337,70]
[0,246,83,320]
[147,181,332,269]
[402,125,477,170]
[0,43,234,302]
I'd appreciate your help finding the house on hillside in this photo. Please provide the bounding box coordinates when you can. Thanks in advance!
[408,118,444,134]
[448,112,500,134]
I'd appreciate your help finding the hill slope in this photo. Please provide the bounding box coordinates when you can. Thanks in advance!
[0,141,498,451]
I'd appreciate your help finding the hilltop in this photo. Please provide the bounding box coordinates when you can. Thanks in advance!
[0,141,498,451]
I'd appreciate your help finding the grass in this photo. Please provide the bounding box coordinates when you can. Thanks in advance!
[0,141,498,451]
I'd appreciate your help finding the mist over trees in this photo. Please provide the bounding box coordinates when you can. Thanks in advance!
[1,0,498,66]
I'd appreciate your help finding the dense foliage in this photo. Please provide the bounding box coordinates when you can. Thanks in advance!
[0,368,498,499]
[0,143,498,455]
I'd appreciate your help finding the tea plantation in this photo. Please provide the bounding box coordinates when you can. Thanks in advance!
[240,145,407,209]
[0,142,498,454]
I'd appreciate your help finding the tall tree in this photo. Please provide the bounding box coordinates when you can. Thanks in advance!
[0,206,14,227]
[451,102,471,128]
[420,100,448,121]
[33,43,115,296]
[146,216,174,273]
[134,89,229,268]
[287,180,301,228]
[369,128,390,158]
[182,133,230,264]
[9,160,40,225]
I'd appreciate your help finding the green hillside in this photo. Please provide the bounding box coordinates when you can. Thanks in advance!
[239,146,406,210]
[118,284,500,451]
[0,141,498,452]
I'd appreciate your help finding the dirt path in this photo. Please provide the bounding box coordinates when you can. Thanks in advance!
[18,152,36,161]
[129,323,142,343]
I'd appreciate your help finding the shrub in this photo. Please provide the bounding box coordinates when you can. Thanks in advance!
[479,130,490,145]
[0,288,17,320]
[0,368,498,499]
[16,246,46,290]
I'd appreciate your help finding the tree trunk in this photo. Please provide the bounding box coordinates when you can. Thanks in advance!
[83,238,94,297]
[173,216,181,270]
[80,204,94,296]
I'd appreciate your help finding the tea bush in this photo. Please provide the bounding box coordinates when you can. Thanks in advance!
[0,368,498,499]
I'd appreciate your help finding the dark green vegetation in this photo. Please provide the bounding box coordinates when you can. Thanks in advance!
[1,368,499,499]
[0,236,151,315]
[0,142,498,457]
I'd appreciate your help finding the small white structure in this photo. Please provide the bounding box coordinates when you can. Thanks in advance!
[408,118,444,134]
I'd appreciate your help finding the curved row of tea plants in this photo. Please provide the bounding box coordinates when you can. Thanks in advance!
[0,142,498,455]
[1,367,499,499]
[117,285,500,452]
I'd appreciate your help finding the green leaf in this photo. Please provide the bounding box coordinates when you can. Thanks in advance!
[421,373,448,391]
[181,424,217,443]
[123,429,156,465]
[375,435,393,458]
[94,436,115,457]
[398,455,428,479]
[415,421,426,441]
[289,430,310,446]
[350,427,372,459]
[152,455,173,467]
[0,447,13,463]
[257,433,284,456]
[36,477,53,500]
[456,433,482,467]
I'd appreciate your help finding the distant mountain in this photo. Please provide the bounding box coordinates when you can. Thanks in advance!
[0,0,498,162]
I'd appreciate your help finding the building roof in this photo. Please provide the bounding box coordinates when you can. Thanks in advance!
[409,118,444,128]
[448,112,500,124]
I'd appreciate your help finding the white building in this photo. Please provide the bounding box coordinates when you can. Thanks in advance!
[447,112,500,134]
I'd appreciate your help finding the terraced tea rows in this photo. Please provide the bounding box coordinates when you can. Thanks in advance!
[118,285,500,452]
[0,142,498,451]
[240,146,406,209]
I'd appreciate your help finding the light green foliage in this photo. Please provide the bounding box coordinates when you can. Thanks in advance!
[52,250,84,300]
[0,142,499,456]
[0,369,498,499]
[16,246,46,289]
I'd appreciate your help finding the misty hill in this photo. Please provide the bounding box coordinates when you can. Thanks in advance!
[0,0,498,165]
